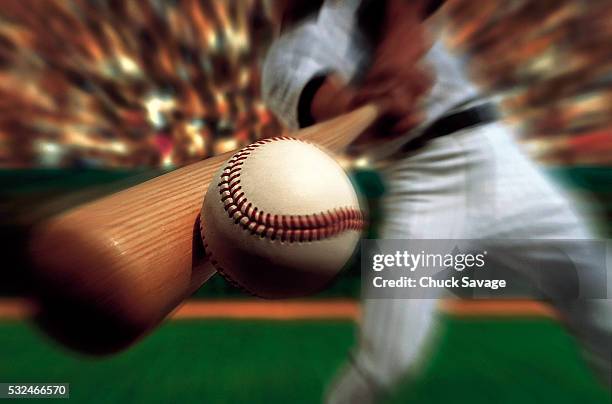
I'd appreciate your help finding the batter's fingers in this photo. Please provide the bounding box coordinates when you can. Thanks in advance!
[391,111,425,134]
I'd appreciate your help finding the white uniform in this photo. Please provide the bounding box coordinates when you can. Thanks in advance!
[262,1,611,402]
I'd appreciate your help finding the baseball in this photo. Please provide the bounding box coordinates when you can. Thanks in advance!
[200,136,365,298]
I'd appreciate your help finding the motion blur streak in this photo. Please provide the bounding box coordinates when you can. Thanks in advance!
[0,0,284,168]
[444,0,612,165]
[0,0,610,168]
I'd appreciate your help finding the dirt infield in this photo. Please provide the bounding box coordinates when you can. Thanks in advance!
[0,299,559,321]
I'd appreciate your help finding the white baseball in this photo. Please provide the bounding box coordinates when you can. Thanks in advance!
[200,136,365,298]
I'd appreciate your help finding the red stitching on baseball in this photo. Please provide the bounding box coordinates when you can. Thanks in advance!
[217,136,365,243]
[200,219,263,297]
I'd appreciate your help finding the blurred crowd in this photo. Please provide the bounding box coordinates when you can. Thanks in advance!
[0,0,283,168]
[445,0,612,165]
[0,0,610,168]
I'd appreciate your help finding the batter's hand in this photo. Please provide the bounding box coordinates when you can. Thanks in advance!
[352,0,433,139]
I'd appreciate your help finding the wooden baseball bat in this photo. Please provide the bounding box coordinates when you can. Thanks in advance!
[28,104,379,354]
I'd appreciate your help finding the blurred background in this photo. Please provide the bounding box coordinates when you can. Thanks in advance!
[0,0,610,403]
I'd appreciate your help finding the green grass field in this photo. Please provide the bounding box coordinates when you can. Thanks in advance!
[1,168,610,402]
[0,316,609,403]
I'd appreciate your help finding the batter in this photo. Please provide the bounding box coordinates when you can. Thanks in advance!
[262,1,611,402]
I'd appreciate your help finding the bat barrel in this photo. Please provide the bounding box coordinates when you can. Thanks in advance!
[29,202,216,354]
